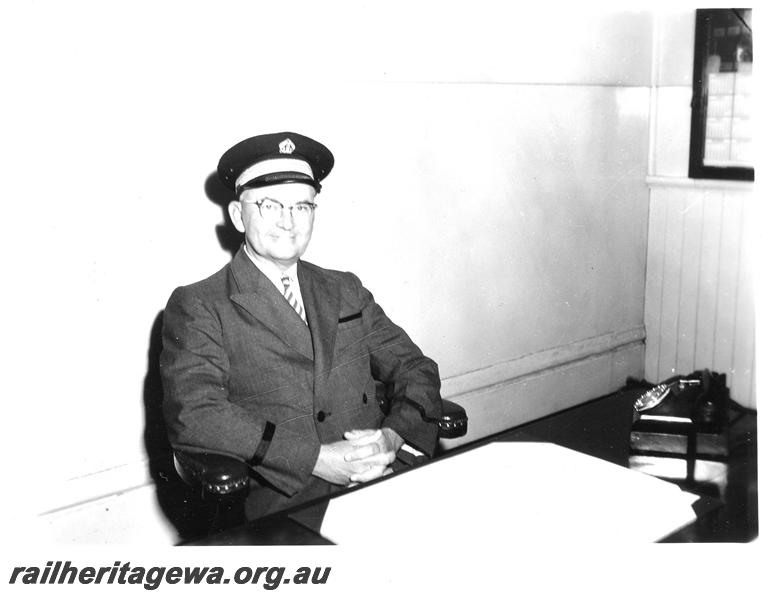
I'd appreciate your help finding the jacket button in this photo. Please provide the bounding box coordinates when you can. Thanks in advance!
[362,393,368,404]
[316,411,326,422]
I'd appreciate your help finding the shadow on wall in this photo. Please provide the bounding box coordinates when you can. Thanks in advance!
[142,173,244,542]
[142,311,219,542]
[206,172,241,258]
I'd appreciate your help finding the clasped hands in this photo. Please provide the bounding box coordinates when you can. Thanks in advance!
[313,427,404,487]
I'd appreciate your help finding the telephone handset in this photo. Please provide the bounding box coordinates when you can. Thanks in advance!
[632,369,728,429]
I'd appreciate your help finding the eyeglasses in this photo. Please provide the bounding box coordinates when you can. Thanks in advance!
[243,198,318,220]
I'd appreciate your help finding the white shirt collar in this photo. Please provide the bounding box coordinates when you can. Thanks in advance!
[242,244,300,290]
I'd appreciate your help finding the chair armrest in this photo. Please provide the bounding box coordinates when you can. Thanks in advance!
[375,382,468,440]
[173,449,250,496]
[438,399,468,439]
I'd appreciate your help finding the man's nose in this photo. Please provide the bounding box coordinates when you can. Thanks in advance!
[277,207,294,228]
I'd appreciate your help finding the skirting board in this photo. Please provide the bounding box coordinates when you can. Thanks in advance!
[441,327,644,400]
[37,330,645,544]
[37,484,181,545]
[441,334,644,450]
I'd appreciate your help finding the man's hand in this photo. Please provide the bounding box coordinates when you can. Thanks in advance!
[343,428,404,484]
[312,437,394,486]
[312,428,404,486]
[343,428,404,458]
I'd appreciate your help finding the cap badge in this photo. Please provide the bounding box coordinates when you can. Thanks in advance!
[278,138,296,154]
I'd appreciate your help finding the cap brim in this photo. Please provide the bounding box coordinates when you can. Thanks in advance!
[236,171,321,194]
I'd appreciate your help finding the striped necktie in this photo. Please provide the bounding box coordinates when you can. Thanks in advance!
[281,275,306,323]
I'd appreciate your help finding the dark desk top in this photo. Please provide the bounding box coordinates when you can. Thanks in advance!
[492,388,758,543]
[185,387,758,545]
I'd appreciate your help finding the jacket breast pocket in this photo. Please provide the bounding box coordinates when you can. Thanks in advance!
[338,311,363,325]
[335,318,367,355]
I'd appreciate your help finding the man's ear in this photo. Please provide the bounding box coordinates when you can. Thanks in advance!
[228,200,246,233]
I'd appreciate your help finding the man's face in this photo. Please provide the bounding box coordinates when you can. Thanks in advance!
[228,183,317,270]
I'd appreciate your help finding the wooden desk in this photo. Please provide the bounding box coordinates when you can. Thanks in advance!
[185,388,757,545]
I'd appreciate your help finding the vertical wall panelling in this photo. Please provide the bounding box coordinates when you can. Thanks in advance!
[658,191,686,378]
[644,190,667,377]
[644,181,754,408]
[713,197,743,378]
[732,198,755,404]
[675,190,704,374]
[694,190,724,369]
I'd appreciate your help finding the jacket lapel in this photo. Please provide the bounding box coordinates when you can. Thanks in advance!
[228,248,314,360]
[298,261,340,381]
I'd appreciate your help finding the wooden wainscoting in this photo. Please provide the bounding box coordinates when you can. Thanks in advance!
[644,177,755,408]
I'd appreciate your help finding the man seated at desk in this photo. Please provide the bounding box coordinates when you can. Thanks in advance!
[160,132,442,530]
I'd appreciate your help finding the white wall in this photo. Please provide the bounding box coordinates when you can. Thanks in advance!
[645,11,755,407]
[3,2,655,543]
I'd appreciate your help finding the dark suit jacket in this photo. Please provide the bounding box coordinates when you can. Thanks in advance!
[160,247,441,519]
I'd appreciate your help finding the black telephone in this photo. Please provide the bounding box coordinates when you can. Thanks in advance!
[628,369,731,495]
[631,369,729,430]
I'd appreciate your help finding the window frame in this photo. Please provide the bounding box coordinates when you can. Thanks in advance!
[688,8,754,182]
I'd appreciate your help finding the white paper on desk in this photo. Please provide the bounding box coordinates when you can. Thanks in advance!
[320,442,699,545]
